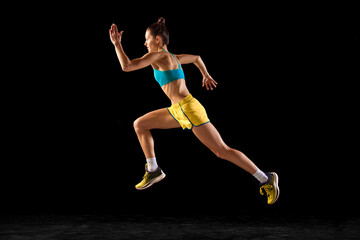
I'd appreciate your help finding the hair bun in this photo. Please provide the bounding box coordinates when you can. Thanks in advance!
[157,17,166,25]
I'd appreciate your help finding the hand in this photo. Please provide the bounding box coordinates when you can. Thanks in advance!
[109,24,124,45]
[202,74,218,90]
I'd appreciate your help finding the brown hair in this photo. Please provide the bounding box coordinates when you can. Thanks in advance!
[147,17,169,46]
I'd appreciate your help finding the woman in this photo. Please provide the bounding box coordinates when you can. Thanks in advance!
[109,18,279,204]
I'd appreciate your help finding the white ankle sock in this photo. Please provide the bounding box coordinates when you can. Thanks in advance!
[252,169,268,184]
[146,157,158,172]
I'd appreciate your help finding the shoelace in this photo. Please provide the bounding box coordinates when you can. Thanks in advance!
[260,184,273,196]
[142,172,150,180]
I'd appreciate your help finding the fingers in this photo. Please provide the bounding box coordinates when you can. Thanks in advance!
[206,80,217,90]
[211,80,218,89]
[202,79,209,90]
[109,24,115,38]
[111,23,118,32]
[202,78,218,91]
[206,81,212,90]
[109,24,124,43]
[109,24,121,35]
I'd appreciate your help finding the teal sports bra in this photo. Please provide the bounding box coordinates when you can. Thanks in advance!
[153,49,185,87]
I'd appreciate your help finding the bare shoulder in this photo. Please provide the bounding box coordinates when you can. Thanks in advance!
[140,51,165,67]
[152,51,172,69]
[143,51,164,59]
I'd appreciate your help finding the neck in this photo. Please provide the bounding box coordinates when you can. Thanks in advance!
[158,45,168,52]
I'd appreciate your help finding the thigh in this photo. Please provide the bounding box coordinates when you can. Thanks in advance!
[136,108,181,130]
[192,123,228,150]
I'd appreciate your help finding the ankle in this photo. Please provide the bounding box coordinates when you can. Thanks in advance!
[252,169,268,184]
[146,157,158,172]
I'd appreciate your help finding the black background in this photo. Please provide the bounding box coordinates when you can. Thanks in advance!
[2,2,359,219]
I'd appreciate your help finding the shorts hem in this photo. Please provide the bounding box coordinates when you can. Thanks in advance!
[168,95,210,131]
[167,107,179,123]
[194,121,210,127]
[182,121,211,131]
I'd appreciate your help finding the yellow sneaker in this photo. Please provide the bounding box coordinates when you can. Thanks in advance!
[135,164,166,190]
[260,172,280,204]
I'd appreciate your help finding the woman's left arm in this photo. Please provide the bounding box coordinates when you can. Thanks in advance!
[110,24,159,72]
[177,54,218,90]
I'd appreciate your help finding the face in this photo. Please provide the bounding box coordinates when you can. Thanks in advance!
[144,30,160,52]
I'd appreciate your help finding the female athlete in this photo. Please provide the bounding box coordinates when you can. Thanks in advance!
[109,18,279,204]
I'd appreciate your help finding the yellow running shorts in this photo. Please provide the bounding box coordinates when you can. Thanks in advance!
[167,94,210,130]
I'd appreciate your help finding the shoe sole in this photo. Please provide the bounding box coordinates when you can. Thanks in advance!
[135,171,166,190]
[269,172,280,205]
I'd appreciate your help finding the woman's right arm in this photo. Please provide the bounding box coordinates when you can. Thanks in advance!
[110,24,160,72]
[109,24,129,71]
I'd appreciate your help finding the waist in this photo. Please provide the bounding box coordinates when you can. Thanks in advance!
[171,94,194,107]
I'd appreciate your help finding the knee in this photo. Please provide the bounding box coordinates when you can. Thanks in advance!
[133,117,146,133]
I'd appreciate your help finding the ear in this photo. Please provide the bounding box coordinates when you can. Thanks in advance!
[156,35,162,45]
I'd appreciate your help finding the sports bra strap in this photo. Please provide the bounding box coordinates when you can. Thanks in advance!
[162,49,182,68]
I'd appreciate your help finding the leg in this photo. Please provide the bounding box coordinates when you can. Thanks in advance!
[192,123,258,174]
[133,108,180,158]
[193,123,280,204]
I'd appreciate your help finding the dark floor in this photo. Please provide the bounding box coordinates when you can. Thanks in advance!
[0,214,359,240]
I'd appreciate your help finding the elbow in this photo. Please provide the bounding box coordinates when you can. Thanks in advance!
[122,65,131,72]
[194,55,201,63]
